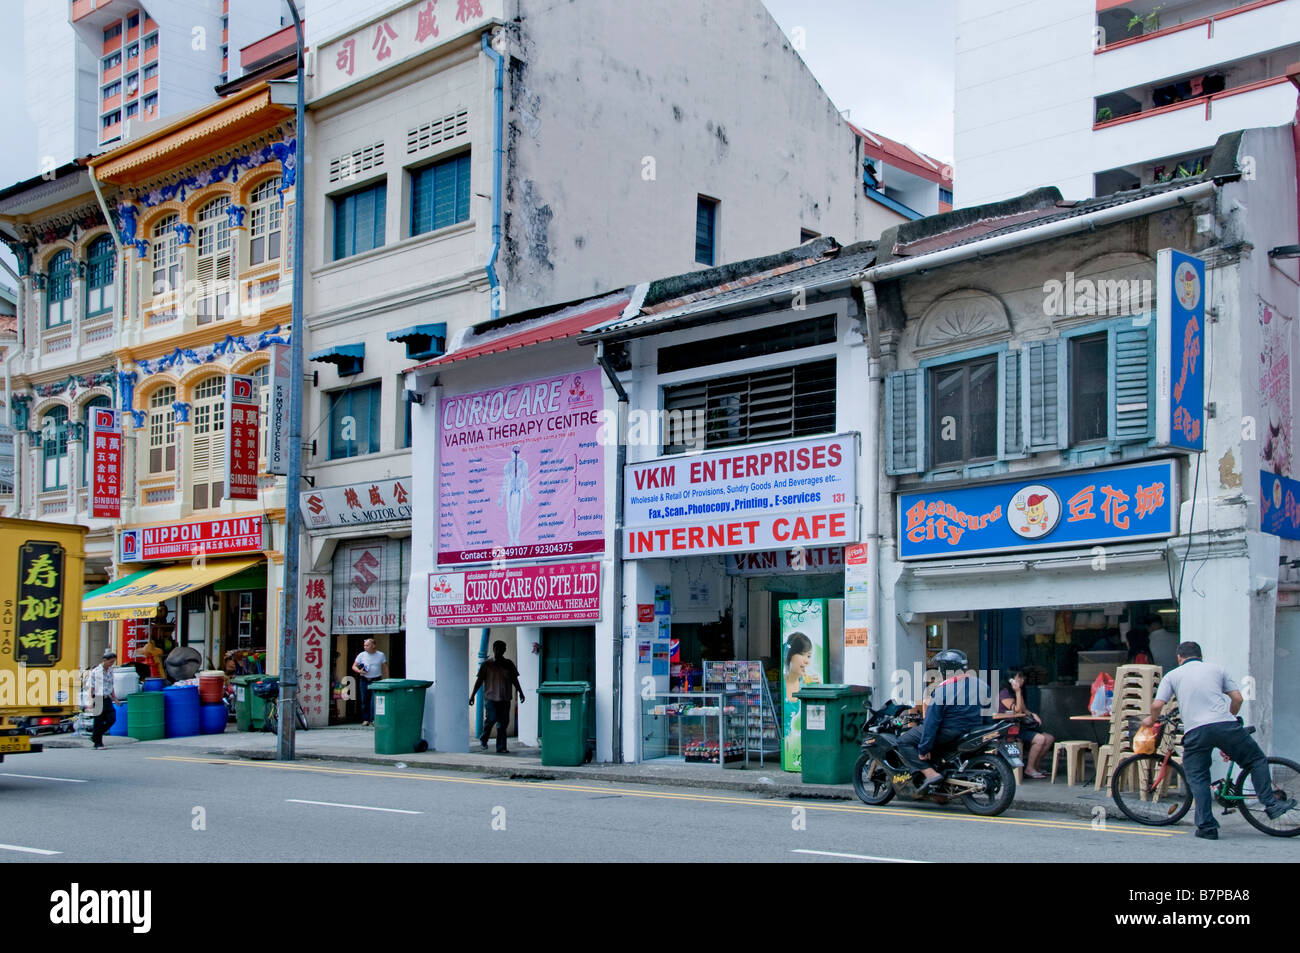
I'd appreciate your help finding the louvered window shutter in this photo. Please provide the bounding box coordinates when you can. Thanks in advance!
[885,369,924,475]
[1022,341,1066,452]
[998,349,1024,459]
[1111,321,1153,442]
[215,251,232,321]
[195,255,214,324]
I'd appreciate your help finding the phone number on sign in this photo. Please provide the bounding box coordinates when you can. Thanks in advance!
[447,542,578,562]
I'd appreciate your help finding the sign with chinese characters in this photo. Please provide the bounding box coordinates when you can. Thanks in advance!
[1155,249,1206,451]
[897,460,1178,560]
[624,434,858,559]
[438,369,605,565]
[120,516,264,562]
[298,573,331,726]
[300,477,412,530]
[16,541,66,667]
[332,536,409,634]
[226,374,260,501]
[1261,471,1300,540]
[427,560,601,627]
[267,343,291,476]
[89,407,122,519]
[316,0,501,100]
[725,547,844,576]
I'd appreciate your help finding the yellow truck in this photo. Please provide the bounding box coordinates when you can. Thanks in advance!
[0,518,87,761]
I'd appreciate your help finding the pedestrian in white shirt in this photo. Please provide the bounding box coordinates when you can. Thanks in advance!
[352,639,388,726]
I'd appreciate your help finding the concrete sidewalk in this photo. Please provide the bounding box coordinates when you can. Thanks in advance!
[46,725,1118,819]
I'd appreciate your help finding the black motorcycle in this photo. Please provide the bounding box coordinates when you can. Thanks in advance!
[851,703,1022,816]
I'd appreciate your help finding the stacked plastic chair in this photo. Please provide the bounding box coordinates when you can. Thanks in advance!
[1094,664,1164,790]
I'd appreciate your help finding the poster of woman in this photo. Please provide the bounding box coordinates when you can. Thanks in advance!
[780,599,828,772]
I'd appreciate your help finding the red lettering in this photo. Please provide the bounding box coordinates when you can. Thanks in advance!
[812,445,826,468]
[727,523,743,546]
[688,526,704,549]
[744,520,760,543]
[759,452,772,474]
[671,527,686,551]
[707,525,726,548]
[830,512,846,537]
[827,443,842,467]
[773,518,790,542]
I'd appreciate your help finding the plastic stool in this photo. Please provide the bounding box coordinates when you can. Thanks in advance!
[1051,741,1098,786]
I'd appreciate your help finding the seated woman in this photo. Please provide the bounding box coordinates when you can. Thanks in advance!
[998,671,1055,779]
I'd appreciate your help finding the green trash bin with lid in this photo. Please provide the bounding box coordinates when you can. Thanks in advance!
[537,682,590,766]
[232,674,276,732]
[371,679,433,755]
[794,684,872,784]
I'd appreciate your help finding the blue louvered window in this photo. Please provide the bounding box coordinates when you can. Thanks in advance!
[46,250,73,328]
[332,181,386,261]
[410,153,470,237]
[329,382,382,459]
[695,196,718,265]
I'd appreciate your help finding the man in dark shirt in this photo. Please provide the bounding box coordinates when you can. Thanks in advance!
[469,641,525,753]
[896,649,987,791]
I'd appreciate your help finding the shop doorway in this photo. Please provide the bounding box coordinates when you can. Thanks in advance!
[542,627,596,744]
[339,632,405,723]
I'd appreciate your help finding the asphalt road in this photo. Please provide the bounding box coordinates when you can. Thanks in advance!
[2,742,1296,863]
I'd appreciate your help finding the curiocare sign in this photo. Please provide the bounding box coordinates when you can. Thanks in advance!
[427,560,601,626]
[897,459,1177,560]
[120,516,264,562]
[623,434,858,558]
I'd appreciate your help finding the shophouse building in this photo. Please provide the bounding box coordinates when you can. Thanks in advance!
[307,0,915,732]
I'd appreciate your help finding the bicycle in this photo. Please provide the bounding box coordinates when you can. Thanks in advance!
[1110,714,1300,836]
[252,680,309,733]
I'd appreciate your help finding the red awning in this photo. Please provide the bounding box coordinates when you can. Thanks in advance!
[408,294,630,370]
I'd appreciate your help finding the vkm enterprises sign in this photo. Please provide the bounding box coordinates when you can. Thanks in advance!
[120,516,264,562]
[624,434,859,558]
[301,477,412,530]
[897,459,1177,560]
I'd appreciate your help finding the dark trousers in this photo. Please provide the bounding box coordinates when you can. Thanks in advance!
[1182,720,1278,832]
[481,697,511,751]
[91,701,117,746]
[896,724,963,773]
[359,677,376,722]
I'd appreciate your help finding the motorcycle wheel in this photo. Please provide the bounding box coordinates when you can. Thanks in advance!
[959,755,1016,816]
[852,751,895,806]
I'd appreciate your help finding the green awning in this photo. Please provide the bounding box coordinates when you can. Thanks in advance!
[83,569,154,601]
[213,564,267,592]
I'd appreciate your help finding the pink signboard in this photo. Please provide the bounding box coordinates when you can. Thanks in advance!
[438,369,605,564]
[427,561,601,626]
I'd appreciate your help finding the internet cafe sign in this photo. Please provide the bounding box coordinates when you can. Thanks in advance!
[623,434,859,558]
[301,477,412,530]
[316,0,501,100]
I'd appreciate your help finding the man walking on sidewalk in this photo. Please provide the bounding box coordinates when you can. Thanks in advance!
[1143,641,1297,839]
[470,641,525,753]
[86,650,119,749]
[352,638,388,726]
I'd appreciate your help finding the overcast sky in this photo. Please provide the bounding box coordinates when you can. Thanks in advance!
[0,1,956,280]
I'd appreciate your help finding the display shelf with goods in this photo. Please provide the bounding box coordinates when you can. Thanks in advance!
[704,659,781,765]
[237,592,253,649]
[640,691,747,765]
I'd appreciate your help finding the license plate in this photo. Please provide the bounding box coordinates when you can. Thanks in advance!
[0,735,32,754]
[1002,743,1024,767]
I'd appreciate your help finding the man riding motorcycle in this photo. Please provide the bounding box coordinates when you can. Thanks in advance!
[896,649,987,792]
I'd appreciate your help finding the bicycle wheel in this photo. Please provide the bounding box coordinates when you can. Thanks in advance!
[295,703,309,732]
[1236,757,1300,837]
[1111,754,1192,826]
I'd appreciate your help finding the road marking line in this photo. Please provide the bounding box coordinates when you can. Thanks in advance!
[0,773,89,783]
[286,799,422,815]
[153,757,1174,836]
[792,849,928,863]
[0,843,61,855]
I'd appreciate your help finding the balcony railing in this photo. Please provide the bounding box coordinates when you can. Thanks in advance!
[1097,0,1289,53]
[1095,73,1294,128]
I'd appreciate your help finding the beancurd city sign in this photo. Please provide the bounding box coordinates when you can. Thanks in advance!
[897,460,1177,560]
[623,434,859,558]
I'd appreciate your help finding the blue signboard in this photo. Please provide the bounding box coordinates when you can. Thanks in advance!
[898,460,1178,560]
[1155,249,1205,451]
[1261,471,1300,541]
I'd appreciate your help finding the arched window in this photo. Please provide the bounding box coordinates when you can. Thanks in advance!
[85,235,116,317]
[46,250,73,328]
[82,394,111,487]
[151,214,180,296]
[148,386,176,474]
[248,178,282,266]
[191,376,226,509]
[41,406,69,490]
[195,197,232,324]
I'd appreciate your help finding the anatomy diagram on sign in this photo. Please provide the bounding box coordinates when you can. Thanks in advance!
[498,446,534,545]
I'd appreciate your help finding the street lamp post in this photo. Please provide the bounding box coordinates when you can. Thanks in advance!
[277,0,307,761]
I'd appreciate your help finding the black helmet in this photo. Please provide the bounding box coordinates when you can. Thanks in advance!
[933,649,968,675]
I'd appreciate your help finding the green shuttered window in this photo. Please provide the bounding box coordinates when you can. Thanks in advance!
[410,153,470,237]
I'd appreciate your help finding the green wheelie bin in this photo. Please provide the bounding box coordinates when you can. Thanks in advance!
[371,679,433,755]
[232,674,275,732]
[795,684,872,784]
[537,681,590,766]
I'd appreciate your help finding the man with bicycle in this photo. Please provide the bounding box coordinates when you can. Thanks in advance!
[1143,641,1296,839]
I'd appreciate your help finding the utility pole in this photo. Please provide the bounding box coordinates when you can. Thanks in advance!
[277,0,306,761]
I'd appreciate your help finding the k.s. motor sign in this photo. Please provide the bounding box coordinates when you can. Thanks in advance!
[623,434,859,558]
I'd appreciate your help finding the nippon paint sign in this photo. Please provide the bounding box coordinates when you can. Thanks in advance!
[623,434,858,558]
[120,516,265,562]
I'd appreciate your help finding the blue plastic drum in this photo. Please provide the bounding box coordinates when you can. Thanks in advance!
[199,702,227,735]
[163,685,201,738]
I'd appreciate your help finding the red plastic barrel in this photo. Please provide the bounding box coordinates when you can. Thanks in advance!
[198,671,226,704]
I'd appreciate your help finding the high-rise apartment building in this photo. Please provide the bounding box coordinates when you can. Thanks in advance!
[955,0,1300,205]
